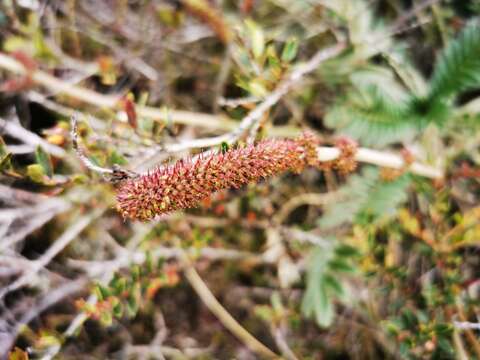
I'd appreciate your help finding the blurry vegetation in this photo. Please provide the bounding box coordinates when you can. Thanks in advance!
[0,0,480,359]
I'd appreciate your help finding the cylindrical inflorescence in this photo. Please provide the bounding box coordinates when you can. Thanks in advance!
[116,136,319,221]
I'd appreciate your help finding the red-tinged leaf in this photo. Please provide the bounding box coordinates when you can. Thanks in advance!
[12,50,37,72]
[121,96,137,129]
[0,77,33,92]
[8,347,29,360]
[241,0,254,14]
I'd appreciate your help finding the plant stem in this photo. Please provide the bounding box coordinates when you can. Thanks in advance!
[177,239,279,358]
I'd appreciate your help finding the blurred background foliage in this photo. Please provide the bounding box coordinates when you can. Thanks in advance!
[1,0,480,359]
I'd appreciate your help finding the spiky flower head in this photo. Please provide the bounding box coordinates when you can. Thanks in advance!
[116,134,326,221]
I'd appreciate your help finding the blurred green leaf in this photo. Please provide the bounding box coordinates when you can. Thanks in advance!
[27,164,46,183]
[0,152,12,171]
[126,292,139,317]
[108,150,127,166]
[281,38,299,62]
[221,141,229,154]
[334,244,360,257]
[95,284,111,301]
[0,136,8,158]
[323,274,345,298]
[249,80,268,97]
[99,310,113,327]
[245,19,265,59]
[35,146,53,177]
[112,302,123,318]
[301,246,335,327]
[328,258,356,274]
[0,137,13,172]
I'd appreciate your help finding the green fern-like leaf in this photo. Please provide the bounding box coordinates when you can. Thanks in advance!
[302,242,358,328]
[429,21,480,100]
[319,167,410,229]
[408,96,452,127]
[301,246,335,327]
[325,86,416,147]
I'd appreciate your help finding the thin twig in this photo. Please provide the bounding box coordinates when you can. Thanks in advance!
[274,192,340,224]
[0,201,71,251]
[0,279,87,356]
[70,114,113,175]
[0,208,104,300]
[72,129,442,179]
[454,321,480,330]
[0,52,236,131]
[272,326,299,360]
[71,114,140,181]
[318,147,443,179]
[180,247,279,358]
[0,116,66,158]
[68,246,270,277]
[390,0,440,32]
[218,96,260,108]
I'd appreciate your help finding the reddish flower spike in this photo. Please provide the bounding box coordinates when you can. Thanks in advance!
[116,134,319,221]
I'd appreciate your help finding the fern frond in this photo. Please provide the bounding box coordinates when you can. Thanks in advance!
[302,242,358,328]
[319,167,410,229]
[325,86,416,147]
[429,21,480,100]
[408,96,452,127]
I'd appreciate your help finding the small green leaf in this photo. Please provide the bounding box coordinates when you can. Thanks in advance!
[270,291,284,314]
[112,302,123,318]
[99,310,113,327]
[27,164,46,183]
[301,246,336,327]
[328,258,356,274]
[3,36,28,53]
[108,150,127,166]
[334,244,360,257]
[0,136,7,158]
[157,258,165,270]
[0,152,12,171]
[220,141,229,154]
[434,323,453,335]
[255,305,275,322]
[71,174,89,184]
[131,265,141,281]
[35,146,53,177]
[245,19,265,59]
[249,80,268,97]
[114,277,127,295]
[266,44,280,66]
[145,252,154,274]
[281,38,299,62]
[0,137,13,171]
[126,292,139,317]
[95,284,111,301]
[323,274,344,296]
[314,283,334,327]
